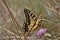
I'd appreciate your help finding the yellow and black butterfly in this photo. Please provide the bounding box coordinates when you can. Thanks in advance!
[22,8,42,35]
[22,8,54,36]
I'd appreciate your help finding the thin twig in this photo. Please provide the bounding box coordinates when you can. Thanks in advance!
[0,23,8,40]
[37,0,54,24]
[0,7,12,40]
[28,0,36,15]
[2,0,27,40]
[37,0,44,14]
[0,24,19,38]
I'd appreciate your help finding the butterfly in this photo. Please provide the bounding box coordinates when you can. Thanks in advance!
[22,8,42,35]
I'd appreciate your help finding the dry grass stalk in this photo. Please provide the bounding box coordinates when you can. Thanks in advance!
[2,0,27,40]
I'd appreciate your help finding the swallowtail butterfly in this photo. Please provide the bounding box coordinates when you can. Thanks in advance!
[22,9,42,34]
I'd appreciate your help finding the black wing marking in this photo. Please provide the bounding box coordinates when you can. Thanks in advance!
[24,9,31,25]
[23,22,29,33]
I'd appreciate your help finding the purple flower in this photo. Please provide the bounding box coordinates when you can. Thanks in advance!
[37,28,47,38]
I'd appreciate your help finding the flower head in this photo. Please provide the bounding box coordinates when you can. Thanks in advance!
[37,28,47,38]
